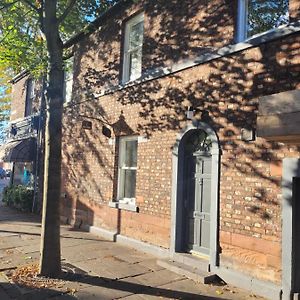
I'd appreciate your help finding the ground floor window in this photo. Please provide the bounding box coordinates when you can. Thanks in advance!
[12,162,34,186]
[117,136,138,205]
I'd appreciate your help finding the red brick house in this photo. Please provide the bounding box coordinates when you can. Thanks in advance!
[9,0,299,299]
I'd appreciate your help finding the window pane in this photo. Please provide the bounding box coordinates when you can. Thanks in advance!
[123,169,136,199]
[64,57,74,102]
[247,0,289,37]
[64,57,74,80]
[65,77,73,103]
[123,14,144,82]
[129,48,142,80]
[124,139,137,167]
[27,79,35,99]
[25,79,34,116]
[129,21,143,50]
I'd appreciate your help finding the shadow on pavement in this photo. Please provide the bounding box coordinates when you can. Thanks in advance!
[0,228,110,243]
[0,281,77,300]
[0,273,229,300]
[62,271,226,300]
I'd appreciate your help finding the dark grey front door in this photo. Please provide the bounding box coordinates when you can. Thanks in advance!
[183,130,212,255]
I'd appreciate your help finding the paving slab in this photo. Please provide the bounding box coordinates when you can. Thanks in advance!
[136,259,164,272]
[61,243,115,263]
[132,269,185,287]
[73,282,134,300]
[77,257,150,280]
[113,250,153,264]
[15,244,40,254]
[0,250,39,270]
[60,229,104,241]
[157,278,255,300]
[71,259,117,278]
[0,204,266,300]
[0,235,38,250]
[60,237,101,248]
[61,248,99,263]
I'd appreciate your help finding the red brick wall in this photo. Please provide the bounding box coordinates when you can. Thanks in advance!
[11,75,42,121]
[10,76,27,121]
[72,0,235,93]
[290,0,300,21]
[62,0,300,283]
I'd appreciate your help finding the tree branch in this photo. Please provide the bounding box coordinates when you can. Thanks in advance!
[20,0,39,12]
[0,1,18,11]
[38,1,45,34]
[57,0,76,24]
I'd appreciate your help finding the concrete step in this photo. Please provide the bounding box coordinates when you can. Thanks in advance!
[172,252,210,272]
[157,259,219,284]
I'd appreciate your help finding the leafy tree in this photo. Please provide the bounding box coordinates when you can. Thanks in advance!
[0,0,119,277]
[0,65,12,144]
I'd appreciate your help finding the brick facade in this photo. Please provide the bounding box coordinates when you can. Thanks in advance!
[10,74,42,121]
[61,0,300,285]
[10,75,27,121]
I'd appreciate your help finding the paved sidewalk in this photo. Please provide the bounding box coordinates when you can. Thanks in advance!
[0,204,265,299]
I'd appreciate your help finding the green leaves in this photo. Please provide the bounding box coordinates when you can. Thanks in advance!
[0,0,46,75]
[0,66,12,141]
[0,0,120,77]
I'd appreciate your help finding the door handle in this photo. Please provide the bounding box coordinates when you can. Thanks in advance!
[193,212,205,219]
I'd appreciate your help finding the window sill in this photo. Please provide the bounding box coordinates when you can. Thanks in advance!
[239,23,292,44]
[121,76,142,87]
[108,201,139,212]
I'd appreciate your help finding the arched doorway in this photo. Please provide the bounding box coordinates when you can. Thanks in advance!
[170,122,220,267]
[183,129,212,255]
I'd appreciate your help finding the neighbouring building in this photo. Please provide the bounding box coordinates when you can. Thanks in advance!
[0,57,74,210]
[0,72,43,207]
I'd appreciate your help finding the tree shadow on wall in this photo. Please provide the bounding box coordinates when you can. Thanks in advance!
[61,0,300,239]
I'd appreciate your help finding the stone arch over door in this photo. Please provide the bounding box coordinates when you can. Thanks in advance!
[170,122,221,268]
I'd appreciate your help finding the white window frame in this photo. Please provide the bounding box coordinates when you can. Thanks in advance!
[236,0,248,42]
[117,136,138,205]
[63,56,74,103]
[122,13,144,83]
[236,0,289,43]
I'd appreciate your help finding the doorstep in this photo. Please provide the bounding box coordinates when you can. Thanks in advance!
[157,253,219,284]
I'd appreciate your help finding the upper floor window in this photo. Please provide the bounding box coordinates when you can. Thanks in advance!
[25,78,35,117]
[118,136,138,205]
[63,56,74,103]
[122,13,144,83]
[237,0,289,42]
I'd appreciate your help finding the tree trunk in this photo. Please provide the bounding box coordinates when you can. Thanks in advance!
[39,0,64,277]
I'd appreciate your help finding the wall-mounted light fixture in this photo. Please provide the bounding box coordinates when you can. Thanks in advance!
[102,125,111,138]
[79,114,112,138]
[185,106,195,120]
[82,120,92,130]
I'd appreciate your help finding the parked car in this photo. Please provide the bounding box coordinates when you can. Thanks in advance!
[0,168,6,179]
